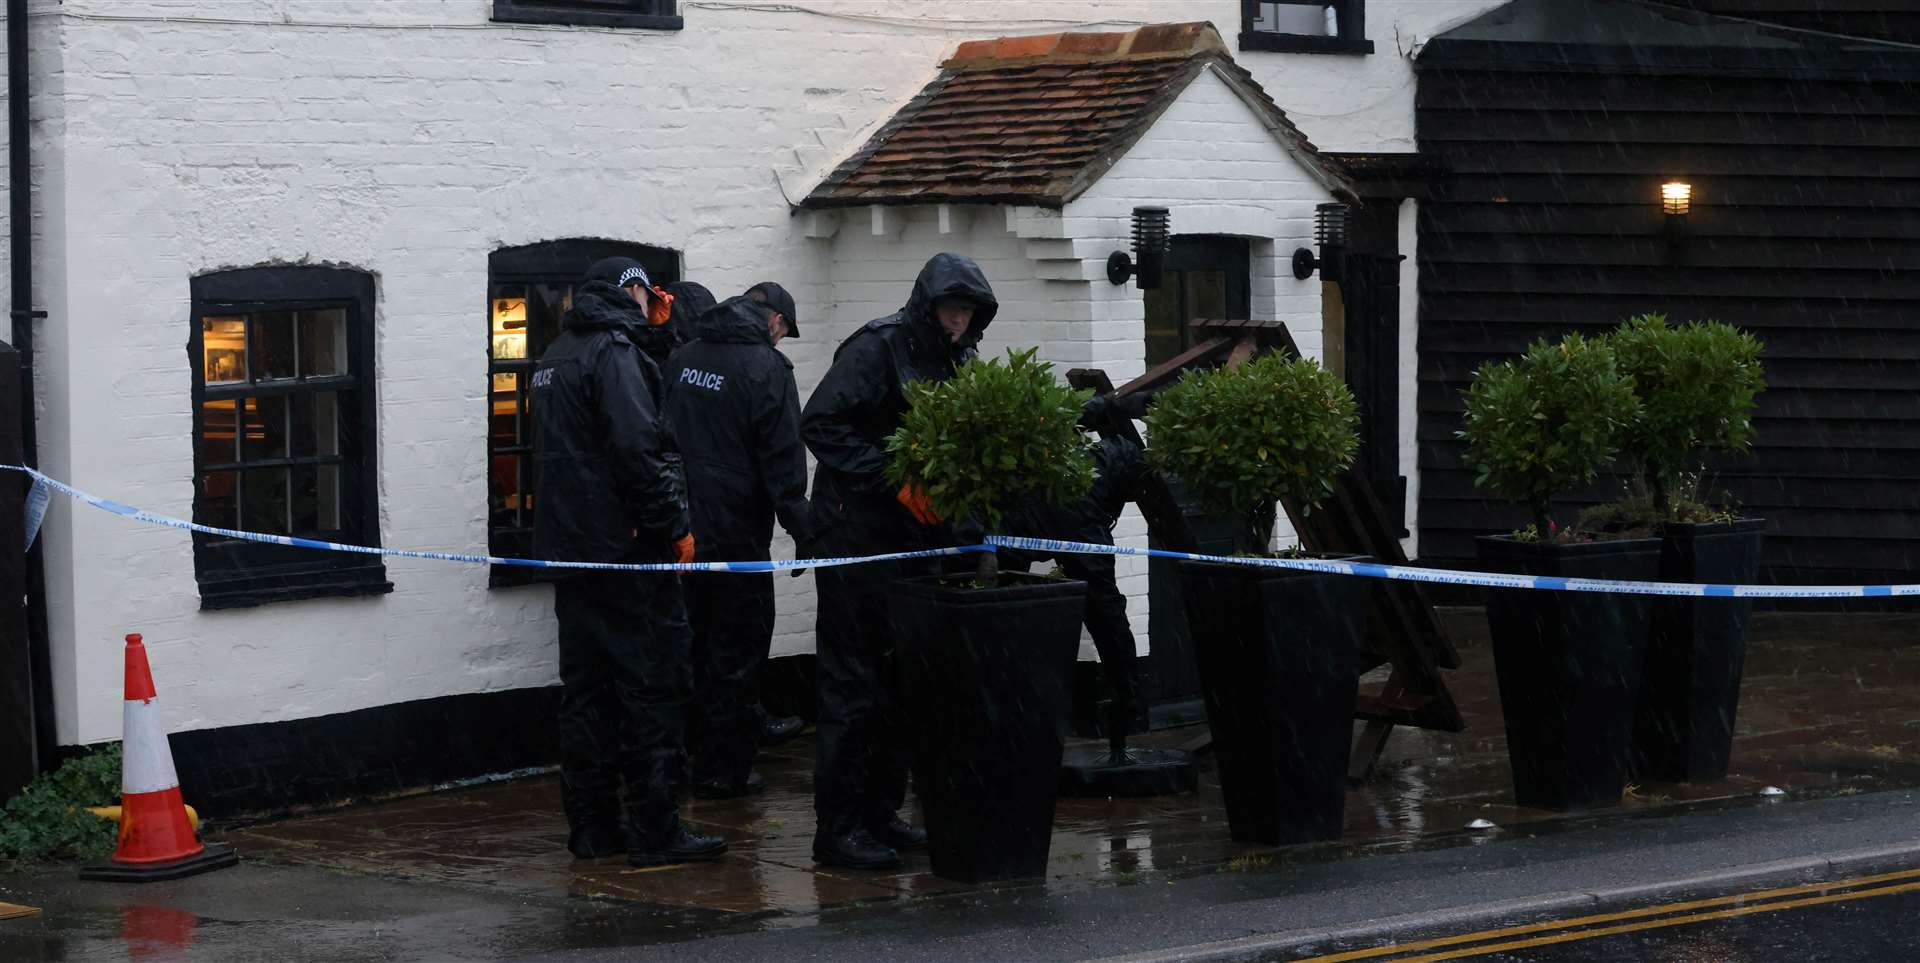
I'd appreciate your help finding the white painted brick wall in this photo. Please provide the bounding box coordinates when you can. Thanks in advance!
[9,0,1500,743]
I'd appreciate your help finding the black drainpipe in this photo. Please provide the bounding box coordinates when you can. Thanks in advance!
[10,0,54,773]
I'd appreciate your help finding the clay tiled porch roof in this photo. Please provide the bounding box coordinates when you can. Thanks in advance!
[801,22,1354,210]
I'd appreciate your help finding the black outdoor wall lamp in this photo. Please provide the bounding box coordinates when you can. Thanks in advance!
[1108,206,1170,289]
[1292,202,1349,282]
[1662,180,1691,263]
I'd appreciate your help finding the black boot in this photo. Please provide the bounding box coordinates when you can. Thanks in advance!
[869,814,927,852]
[760,714,804,747]
[813,828,901,870]
[567,823,627,859]
[692,770,766,800]
[629,823,728,867]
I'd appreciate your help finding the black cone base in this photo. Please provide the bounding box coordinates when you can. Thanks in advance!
[1058,746,1198,798]
[81,842,239,882]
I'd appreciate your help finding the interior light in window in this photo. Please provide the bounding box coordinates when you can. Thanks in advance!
[492,297,528,360]
[203,317,248,384]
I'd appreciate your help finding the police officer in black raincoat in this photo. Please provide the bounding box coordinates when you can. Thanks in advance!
[531,257,726,867]
[999,434,1151,751]
[665,283,812,799]
[801,253,997,870]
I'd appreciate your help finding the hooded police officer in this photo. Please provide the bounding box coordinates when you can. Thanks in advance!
[801,253,997,869]
[531,256,725,867]
[664,282,812,799]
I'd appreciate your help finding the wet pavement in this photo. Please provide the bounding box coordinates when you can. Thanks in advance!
[3,608,1919,960]
[211,610,1920,922]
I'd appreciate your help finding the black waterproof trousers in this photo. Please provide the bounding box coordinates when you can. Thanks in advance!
[685,570,776,787]
[1006,551,1139,732]
[812,552,936,841]
[554,570,692,850]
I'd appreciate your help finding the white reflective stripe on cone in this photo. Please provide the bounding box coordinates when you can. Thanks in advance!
[121,698,181,796]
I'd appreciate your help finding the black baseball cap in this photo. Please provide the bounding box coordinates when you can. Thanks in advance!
[746,282,799,337]
[584,256,652,290]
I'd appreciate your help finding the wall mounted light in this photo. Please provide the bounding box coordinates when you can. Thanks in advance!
[1292,202,1350,281]
[1662,181,1691,262]
[1107,206,1171,289]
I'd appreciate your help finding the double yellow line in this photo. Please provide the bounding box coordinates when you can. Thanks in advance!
[1294,866,1920,962]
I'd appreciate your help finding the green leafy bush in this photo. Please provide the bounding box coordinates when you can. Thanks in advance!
[886,347,1094,577]
[0,743,121,863]
[1607,314,1765,522]
[1143,352,1359,549]
[1458,334,1639,539]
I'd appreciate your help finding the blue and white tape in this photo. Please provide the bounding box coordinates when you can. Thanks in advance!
[6,466,985,574]
[985,536,1920,601]
[7,465,1917,599]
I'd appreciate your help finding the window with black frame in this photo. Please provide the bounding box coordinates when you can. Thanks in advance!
[1239,0,1372,54]
[491,0,681,30]
[189,266,388,609]
[487,239,679,585]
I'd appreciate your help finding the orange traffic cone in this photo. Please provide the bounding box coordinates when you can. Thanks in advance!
[80,634,237,882]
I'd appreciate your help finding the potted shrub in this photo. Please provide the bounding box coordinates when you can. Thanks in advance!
[1143,352,1365,846]
[1459,333,1656,811]
[1593,314,1766,783]
[884,347,1094,883]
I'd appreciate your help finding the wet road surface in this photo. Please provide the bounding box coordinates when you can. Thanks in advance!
[1283,865,1920,962]
[3,610,1919,960]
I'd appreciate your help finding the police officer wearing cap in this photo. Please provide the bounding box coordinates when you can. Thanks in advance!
[531,256,725,867]
[665,282,812,799]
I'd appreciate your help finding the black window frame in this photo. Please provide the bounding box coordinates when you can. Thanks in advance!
[188,265,390,610]
[1239,0,1373,55]
[486,239,680,587]
[490,0,682,30]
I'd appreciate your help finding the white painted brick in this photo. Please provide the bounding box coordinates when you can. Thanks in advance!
[20,0,1499,742]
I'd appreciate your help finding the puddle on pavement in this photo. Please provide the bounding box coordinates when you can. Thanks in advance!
[219,610,1920,940]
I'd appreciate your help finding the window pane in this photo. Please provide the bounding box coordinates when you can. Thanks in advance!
[298,309,348,377]
[1184,270,1227,322]
[292,465,344,534]
[241,468,290,535]
[490,372,520,447]
[491,453,522,529]
[290,391,340,458]
[241,396,289,461]
[1253,1,1332,35]
[492,296,529,361]
[317,464,342,531]
[203,316,248,385]
[199,399,241,466]
[196,470,239,529]
[250,311,297,381]
[1143,282,1182,369]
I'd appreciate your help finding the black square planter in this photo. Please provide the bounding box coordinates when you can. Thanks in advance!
[891,572,1085,883]
[1477,536,1662,811]
[1634,518,1766,783]
[1177,558,1367,845]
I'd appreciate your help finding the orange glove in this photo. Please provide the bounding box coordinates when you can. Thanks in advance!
[673,533,696,565]
[648,287,675,327]
[896,484,941,526]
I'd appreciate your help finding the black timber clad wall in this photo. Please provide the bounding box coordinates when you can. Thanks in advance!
[1414,67,1920,585]
[1667,2,1920,46]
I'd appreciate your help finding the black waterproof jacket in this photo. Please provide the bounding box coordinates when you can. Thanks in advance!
[801,253,998,553]
[663,296,811,561]
[530,281,688,565]
[1001,435,1149,548]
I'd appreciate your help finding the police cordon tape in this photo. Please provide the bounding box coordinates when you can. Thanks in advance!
[8,466,986,573]
[11,465,1920,600]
